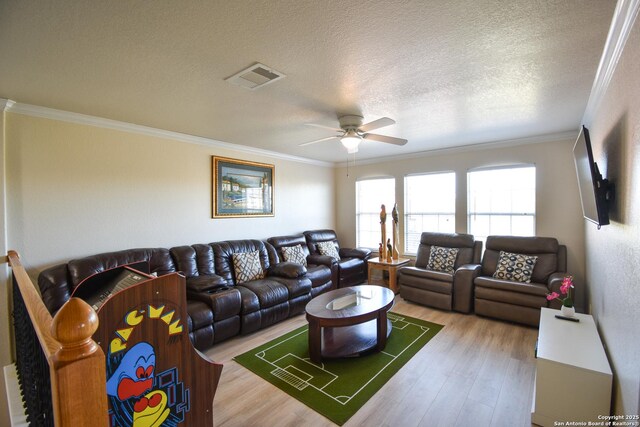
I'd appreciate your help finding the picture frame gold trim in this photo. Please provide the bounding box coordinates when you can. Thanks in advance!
[212,156,275,218]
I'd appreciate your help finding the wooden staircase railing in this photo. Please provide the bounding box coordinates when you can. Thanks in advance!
[8,250,108,426]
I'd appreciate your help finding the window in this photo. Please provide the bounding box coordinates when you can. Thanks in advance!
[467,165,536,242]
[404,172,456,254]
[356,178,395,249]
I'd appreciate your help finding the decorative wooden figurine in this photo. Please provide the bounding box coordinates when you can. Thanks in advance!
[380,204,387,260]
[386,239,393,262]
[391,203,400,259]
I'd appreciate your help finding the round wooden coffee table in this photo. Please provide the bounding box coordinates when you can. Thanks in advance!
[305,285,395,364]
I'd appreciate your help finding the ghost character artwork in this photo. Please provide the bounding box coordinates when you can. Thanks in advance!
[104,303,190,427]
[106,342,170,427]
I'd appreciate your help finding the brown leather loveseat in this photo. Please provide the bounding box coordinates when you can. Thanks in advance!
[474,235,567,326]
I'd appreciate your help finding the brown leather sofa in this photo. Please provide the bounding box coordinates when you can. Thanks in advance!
[474,235,567,326]
[266,234,335,297]
[397,232,482,313]
[38,239,317,350]
[303,229,371,288]
[211,239,312,334]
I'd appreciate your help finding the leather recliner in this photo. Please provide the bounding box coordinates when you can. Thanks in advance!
[303,229,372,288]
[266,234,335,297]
[398,232,482,313]
[474,235,568,326]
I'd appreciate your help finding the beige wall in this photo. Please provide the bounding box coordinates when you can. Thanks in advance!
[584,14,640,417]
[0,112,334,425]
[335,138,587,309]
[5,113,334,271]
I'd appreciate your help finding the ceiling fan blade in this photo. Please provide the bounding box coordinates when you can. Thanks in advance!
[363,133,408,146]
[298,135,340,147]
[359,117,396,133]
[304,123,343,132]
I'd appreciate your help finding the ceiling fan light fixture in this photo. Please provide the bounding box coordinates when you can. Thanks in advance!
[341,130,361,153]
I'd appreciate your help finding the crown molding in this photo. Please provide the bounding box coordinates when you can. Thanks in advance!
[583,0,640,125]
[2,100,581,170]
[4,101,333,168]
[335,130,578,168]
[0,99,15,112]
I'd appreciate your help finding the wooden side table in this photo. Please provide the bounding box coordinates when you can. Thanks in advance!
[367,257,410,293]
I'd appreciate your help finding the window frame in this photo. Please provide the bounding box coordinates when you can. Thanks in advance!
[403,171,456,255]
[355,177,396,250]
[466,164,536,242]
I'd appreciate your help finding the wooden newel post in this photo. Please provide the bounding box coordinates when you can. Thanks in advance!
[50,298,108,427]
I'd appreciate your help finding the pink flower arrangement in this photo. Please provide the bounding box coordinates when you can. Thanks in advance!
[547,276,574,307]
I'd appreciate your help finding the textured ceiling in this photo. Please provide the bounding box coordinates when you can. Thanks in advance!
[0,0,616,163]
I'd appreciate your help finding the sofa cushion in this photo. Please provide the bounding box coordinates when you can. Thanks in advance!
[305,264,332,287]
[493,251,538,283]
[399,266,453,283]
[67,248,175,289]
[317,241,340,261]
[186,300,214,330]
[475,286,547,308]
[427,246,459,274]
[337,257,364,273]
[400,276,453,295]
[282,244,307,266]
[415,232,475,268]
[232,251,265,284]
[238,279,289,308]
[475,276,549,297]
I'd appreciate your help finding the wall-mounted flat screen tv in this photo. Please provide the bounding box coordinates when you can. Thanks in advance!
[573,125,611,228]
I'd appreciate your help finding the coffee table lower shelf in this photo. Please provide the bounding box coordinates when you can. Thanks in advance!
[311,318,392,361]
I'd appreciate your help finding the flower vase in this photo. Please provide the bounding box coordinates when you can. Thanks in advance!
[561,304,575,318]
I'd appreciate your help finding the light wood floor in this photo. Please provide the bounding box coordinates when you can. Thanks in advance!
[205,296,539,427]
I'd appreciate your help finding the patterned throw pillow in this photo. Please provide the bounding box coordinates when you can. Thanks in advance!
[282,244,307,267]
[317,241,340,261]
[232,250,265,284]
[493,251,538,283]
[426,246,459,274]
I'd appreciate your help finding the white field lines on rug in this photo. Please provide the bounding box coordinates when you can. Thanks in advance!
[253,313,431,405]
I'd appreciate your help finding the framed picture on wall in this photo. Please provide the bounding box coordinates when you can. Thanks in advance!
[212,156,274,218]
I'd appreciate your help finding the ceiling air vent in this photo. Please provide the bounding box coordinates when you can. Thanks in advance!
[225,63,286,90]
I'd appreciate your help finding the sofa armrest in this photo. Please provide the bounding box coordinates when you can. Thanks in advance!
[187,287,241,321]
[547,272,568,291]
[546,272,569,309]
[307,254,338,268]
[185,274,227,293]
[452,264,482,313]
[339,247,372,260]
[268,262,307,278]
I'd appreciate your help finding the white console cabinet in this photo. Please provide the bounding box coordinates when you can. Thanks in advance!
[532,308,612,426]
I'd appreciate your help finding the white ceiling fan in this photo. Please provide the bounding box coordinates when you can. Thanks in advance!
[299,115,407,153]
